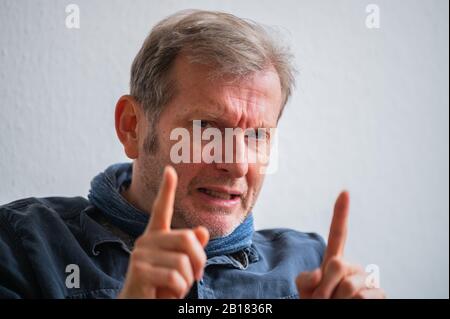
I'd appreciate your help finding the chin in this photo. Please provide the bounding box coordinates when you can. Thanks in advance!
[205,221,239,239]
[198,211,242,238]
[176,204,244,239]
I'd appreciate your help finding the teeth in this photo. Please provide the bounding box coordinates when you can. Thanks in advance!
[201,188,232,200]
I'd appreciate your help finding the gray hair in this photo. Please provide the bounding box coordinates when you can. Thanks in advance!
[130,9,296,127]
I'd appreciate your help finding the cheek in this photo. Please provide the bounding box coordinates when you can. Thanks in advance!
[246,165,265,194]
[172,163,202,194]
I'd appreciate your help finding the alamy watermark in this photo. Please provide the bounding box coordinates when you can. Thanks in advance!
[365,4,380,29]
[65,4,80,29]
[65,264,80,289]
[169,120,279,174]
[365,264,381,289]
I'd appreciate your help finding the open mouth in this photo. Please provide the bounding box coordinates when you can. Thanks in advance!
[197,188,241,201]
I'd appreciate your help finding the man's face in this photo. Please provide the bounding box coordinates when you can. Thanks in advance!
[136,55,282,238]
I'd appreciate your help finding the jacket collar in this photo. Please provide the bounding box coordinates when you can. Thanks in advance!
[79,205,260,269]
[79,205,131,256]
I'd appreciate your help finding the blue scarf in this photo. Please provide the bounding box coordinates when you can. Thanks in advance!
[88,163,254,258]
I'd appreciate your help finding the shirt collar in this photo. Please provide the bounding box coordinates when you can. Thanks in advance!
[206,245,260,269]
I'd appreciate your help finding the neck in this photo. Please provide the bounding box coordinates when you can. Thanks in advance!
[121,173,152,216]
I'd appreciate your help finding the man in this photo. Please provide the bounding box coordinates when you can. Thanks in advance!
[0,10,384,299]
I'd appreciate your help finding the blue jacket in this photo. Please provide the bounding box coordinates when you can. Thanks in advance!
[0,196,325,298]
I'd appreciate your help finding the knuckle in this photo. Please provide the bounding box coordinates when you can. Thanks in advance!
[341,279,357,295]
[166,269,180,286]
[328,257,345,274]
[166,270,187,297]
[130,248,144,262]
[180,230,196,247]
[193,251,206,269]
[135,235,154,248]
[130,261,148,276]
[199,251,207,265]
[176,254,190,270]
[180,279,189,294]
[134,236,146,247]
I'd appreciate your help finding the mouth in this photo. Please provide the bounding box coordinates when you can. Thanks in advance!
[197,188,240,200]
[195,187,242,207]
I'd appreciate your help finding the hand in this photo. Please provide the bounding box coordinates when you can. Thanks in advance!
[296,191,385,299]
[118,166,210,299]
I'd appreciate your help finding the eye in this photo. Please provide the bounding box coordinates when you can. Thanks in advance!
[245,128,268,140]
[200,120,210,128]
[193,120,214,129]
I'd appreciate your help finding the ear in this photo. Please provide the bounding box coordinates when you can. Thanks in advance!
[115,95,142,159]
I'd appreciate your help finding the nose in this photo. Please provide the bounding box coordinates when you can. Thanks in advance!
[214,132,249,178]
[215,161,248,178]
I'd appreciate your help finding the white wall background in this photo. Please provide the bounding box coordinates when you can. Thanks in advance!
[0,0,448,298]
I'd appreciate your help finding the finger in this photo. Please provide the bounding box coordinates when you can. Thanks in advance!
[147,265,188,299]
[156,288,179,299]
[296,269,322,299]
[353,288,386,299]
[133,249,195,289]
[130,262,188,299]
[332,272,367,299]
[150,230,207,280]
[323,191,350,267]
[312,257,360,299]
[147,166,178,232]
[193,226,210,248]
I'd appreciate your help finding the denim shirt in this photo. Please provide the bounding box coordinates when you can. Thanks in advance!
[0,196,325,299]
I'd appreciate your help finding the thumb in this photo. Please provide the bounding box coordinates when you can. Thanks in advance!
[193,226,210,247]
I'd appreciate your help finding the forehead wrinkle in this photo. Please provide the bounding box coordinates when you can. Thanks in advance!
[183,74,279,128]
[198,97,270,129]
[226,90,270,129]
[184,101,272,130]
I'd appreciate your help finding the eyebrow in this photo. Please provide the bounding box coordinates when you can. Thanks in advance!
[182,99,274,128]
[184,108,221,121]
[185,114,272,131]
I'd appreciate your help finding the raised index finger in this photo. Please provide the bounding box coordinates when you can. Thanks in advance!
[322,191,350,267]
[147,165,178,232]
